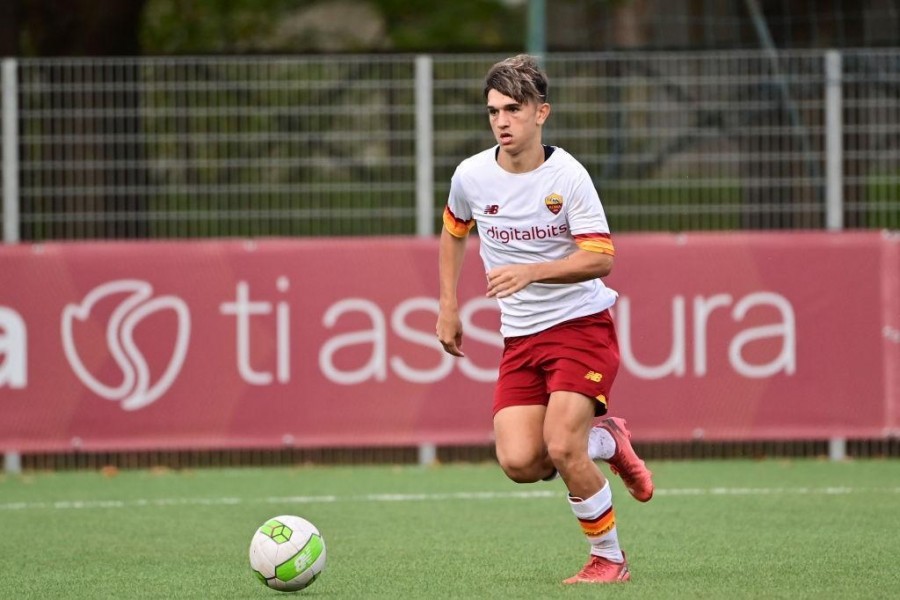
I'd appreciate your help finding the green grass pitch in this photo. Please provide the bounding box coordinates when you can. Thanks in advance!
[1,459,898,599]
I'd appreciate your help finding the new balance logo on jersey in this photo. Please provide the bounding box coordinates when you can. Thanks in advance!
[483,204,500,214]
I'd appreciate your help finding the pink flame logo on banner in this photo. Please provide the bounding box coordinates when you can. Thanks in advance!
[61,280,191,411]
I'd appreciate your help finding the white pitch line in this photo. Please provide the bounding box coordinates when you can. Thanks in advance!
[0,486,898,512]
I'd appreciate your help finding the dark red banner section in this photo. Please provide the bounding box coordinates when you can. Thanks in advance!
[604,232,898,441]
[0,232,897,451]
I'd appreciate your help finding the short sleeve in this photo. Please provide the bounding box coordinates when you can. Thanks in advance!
[443,170,475,238]
[566,168,615,255]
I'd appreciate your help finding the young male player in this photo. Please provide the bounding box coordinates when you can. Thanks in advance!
[436,55,654,584]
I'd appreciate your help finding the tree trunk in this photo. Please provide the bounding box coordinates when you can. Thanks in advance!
[0,1,23,56]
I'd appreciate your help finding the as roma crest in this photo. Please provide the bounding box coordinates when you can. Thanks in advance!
[544,193,563,214]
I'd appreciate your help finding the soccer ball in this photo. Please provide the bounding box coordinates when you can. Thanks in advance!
[249,515,327,592]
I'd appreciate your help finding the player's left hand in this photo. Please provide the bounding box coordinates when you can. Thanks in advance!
[486,264,534,298]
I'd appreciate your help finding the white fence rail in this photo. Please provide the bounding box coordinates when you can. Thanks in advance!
[2,50,899,242]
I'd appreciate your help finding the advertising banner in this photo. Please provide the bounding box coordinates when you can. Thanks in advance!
[0,232,897,451]
[605,232,894,440]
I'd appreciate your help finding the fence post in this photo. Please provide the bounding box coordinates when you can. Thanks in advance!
[828,437,846,462]
[825,50,843,231]
[2,58,19,244]
[4,451,22,475]
[417,442,437,467]
[825,50,845,458]
[527,0,547,60]
[415,55,434,237]
[825,49,846,459]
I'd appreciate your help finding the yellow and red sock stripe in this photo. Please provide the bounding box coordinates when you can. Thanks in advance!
[578,506,616,538]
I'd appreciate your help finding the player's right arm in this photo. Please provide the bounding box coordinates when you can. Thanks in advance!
[438,168,476,357]
[437,225,468,357]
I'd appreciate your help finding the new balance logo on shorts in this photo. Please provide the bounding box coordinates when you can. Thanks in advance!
[584,371,603,382]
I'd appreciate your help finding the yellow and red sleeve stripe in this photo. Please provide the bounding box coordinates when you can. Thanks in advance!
[578,506,616,538]
[574,232,615,255]
[443,206,475,238]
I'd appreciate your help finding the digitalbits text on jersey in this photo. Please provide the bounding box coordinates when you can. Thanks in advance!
[483,223,570,244]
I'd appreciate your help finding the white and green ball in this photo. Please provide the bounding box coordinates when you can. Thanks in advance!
[249,515,326,592]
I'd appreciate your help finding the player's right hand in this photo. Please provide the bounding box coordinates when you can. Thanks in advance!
[436,311,465,357]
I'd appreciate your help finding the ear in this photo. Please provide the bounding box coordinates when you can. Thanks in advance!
[536,102,551,125]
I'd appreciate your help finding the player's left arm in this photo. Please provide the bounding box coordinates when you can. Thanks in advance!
[485,247,612,298]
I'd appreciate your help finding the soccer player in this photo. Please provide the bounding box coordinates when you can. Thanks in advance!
[436,54,654,584]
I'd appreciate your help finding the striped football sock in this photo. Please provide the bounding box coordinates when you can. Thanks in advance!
[568,480,624,562]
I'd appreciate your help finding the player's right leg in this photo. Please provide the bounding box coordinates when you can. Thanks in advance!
[492,333,555,483]
[493,404,555,483]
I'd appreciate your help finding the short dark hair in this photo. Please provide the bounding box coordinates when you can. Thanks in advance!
[483,54,548,104]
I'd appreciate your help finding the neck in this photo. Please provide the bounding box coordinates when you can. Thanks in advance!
[498,143,545,174]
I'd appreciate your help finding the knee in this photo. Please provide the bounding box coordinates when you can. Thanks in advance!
[497,454,544,484]
[546,438,581,470]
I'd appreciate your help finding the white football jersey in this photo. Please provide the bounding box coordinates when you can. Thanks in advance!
[444,146,619,337]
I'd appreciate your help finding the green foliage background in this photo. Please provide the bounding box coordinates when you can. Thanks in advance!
[140,0,526,54]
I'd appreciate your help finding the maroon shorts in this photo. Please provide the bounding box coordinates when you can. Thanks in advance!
[493,310,620,417]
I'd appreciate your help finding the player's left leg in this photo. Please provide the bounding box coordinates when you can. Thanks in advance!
[589,417,654,502]
[545,390,630,584]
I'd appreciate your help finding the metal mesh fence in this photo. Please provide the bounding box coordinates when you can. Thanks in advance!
[12,56,419,239]
[539,51,828,231]
[2,50,899,241]
[5,438,899,472]
[843,50,900,229]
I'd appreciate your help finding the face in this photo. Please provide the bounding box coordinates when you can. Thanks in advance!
[486,89,549,156]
